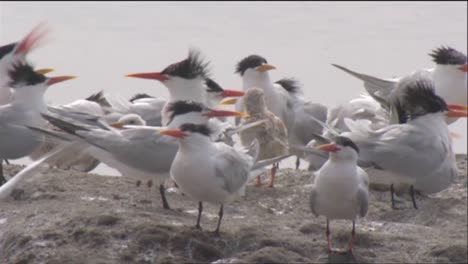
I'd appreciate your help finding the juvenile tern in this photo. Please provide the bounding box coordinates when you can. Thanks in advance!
[238,87,289,188]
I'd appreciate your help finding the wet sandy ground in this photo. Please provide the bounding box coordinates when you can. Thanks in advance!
[0,155,466,264]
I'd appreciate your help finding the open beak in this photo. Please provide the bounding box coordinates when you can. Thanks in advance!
[15,22,49,55]
[317,143,339,152]
[220,90,245,98]
[458,64,468,72]
[35,68,55,75]
[126,72,170,82]
[219,97,238,105]
[109,122,124,129]
[159,129,187,138]
[256,64,276,72]
[203,109,249,118]
[47,75,77,86]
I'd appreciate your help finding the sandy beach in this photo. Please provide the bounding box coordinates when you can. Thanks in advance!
[0,154,466,264]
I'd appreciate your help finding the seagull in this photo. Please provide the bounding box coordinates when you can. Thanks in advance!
[309,136,369,253]
[32,100,248,210]
[238,87,289,188]
[159,123,291,235]
[332,45,467,124]
[339,75,467,209]
[0,62,76,185]
[126,49,245,126]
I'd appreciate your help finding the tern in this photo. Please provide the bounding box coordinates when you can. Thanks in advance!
[29,91,112,172]
[339,76,467,209]
[159,123,291,235]
[0,62,76,185]
[309,136,369,253]
[126,49,245,126]
[0,23,50,105]
[32,101,248,209]
[332,46,467,124]
[235,56,328,169]
[238,87,289,188]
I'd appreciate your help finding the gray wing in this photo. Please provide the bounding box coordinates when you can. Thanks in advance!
[309,186,319,217]
[214,145,250,194]
[294,101,328,144]
[356,186,369,218]
[332,63,398,101]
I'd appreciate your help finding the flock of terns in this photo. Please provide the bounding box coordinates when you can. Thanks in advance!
[0,23,467,254]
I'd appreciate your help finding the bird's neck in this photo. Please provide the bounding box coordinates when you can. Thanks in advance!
[167,79,206,103]
[179,136,214,153]
[11,89,47,113]
[243,74,273,92]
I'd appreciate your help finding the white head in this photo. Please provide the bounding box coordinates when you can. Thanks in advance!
[235,55,276,88]
[8,63,75,109]
[0,23,49,88]
[204,77,245,107]
[318,136,360,162]
[126,49,210,103]
[159,123,213,150]
[164,100,248,129]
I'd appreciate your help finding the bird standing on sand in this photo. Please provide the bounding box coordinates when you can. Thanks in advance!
[160,123,254,235]
[309,136,369,253]
[238,87,289,188]
[340,76,467,209]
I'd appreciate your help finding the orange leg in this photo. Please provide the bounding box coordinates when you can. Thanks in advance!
[267,163,278,188]
[255,174,262,187]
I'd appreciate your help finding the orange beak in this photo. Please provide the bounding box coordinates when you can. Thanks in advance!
[317,143,339,152]
[47,75,77,86]
[446,110,468,118]
[458,64,468,72]
[35,68,55,75]
[203,109,249,118]
[159,129,187,138]
[448,104,468,111]
[256,64,276,72]
[126,72,170,82]
[109,122,124,129]
[220,90,245,97]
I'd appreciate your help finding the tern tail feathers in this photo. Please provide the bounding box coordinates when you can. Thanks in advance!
[0,144,68,200]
